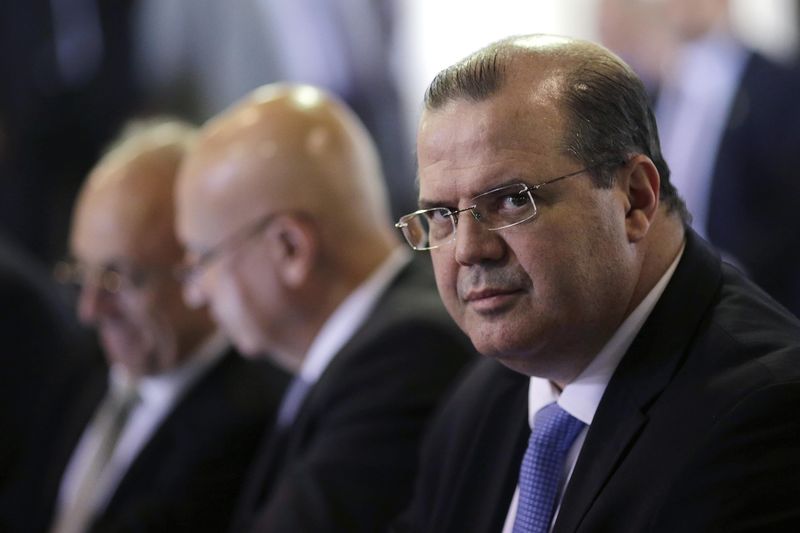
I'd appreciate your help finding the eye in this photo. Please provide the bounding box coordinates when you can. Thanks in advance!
[424,208,453,225]
[488,189,532,216]
[500,192,531,210]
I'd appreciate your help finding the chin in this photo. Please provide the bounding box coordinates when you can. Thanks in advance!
[228,332,263,358]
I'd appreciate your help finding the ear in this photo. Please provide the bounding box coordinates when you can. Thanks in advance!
[619,155,660,243]
[266,215,318,288]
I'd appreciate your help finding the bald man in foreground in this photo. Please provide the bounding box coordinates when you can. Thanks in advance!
[0,120,289,533]
[176,84,474,532]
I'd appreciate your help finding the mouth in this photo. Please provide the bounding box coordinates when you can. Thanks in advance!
[462,287,523,314]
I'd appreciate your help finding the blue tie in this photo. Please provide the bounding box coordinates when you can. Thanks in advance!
[512,402,586,533]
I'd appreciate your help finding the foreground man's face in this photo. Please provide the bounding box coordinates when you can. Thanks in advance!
[416,78,634,380]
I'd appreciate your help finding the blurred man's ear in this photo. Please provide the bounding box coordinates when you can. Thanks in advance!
[269,215,318,288]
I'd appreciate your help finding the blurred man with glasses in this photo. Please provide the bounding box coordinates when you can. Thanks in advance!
[176,83,474,533]
[0,119,289,533]
[394,35,800,532]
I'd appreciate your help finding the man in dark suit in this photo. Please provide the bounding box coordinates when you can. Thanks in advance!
[394,35,800,532]
[0,119,289,533]
[175,84,474,532]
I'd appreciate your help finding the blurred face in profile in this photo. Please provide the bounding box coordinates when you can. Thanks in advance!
[70,151,213,378]
[177,84,391,369]
[176,155,289,360]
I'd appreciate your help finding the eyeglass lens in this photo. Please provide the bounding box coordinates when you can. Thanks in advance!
[399,184,537,250]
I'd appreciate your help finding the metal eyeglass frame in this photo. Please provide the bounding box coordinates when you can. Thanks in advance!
[396,166,595,251]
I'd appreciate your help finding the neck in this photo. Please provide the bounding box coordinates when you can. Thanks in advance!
[626,212,685,317]
[280,238,396,369]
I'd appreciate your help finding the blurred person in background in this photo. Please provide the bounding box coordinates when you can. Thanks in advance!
[0,118,288,533]
[133,0,416,221]
[0,0,140,264]
[176,83,475,532]
[652,0,800,316]
[596,0,678,97]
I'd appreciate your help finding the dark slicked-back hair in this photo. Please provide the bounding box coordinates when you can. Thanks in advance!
[424,35,689,224]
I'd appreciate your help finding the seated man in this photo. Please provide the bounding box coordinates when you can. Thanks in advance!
[395,35,800,532]
[176,84,475,532]
[0,119,289,533]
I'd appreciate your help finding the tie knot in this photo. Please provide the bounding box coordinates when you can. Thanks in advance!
[531,403,585,455]
[106,382,140,420]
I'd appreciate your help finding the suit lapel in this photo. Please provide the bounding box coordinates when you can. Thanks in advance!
[40,364,107,522]
[100,349,234,517]
[278,255,427,438]
[430,361,529,533]
[554,231,723,532]
[470,386,529,533]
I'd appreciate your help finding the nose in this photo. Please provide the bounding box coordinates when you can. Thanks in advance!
[76,282,114,325]
[453,210,505,266]
[181,272,209,309]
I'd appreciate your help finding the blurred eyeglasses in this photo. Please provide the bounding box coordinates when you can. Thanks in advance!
[53,260,168,294]
[176,212,280,284]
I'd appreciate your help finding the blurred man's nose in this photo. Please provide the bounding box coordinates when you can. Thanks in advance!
[76,282,112,324]
[181,275,207,309]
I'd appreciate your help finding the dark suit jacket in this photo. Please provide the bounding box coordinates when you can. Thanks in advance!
[232,255,475,533]
[0,347,289,533]
[706,51,800,317]
[398,230,800,532]
[0,233,85,491]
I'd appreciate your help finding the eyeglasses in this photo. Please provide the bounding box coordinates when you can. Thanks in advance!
[396,166,594,251]
[53,260,167,294]
[176,212,279,284]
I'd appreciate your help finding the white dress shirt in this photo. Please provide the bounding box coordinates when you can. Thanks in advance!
[53,331,228,522]
[502,246,684,532]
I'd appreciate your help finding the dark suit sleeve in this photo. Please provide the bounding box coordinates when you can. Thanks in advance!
[92,426,270,533]
[91,356,289,533]
[652,381,800,532]
[251,318,472,533]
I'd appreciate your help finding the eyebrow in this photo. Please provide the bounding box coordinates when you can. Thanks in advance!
[417,177,531,210]
[417,198,445,210]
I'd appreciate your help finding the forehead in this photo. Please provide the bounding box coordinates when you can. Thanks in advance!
[71,164,179,265]
[417,75,569,202]
[176,138,279,250]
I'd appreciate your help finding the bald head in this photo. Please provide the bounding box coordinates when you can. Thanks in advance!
[176,84,400,364]
[73,120,196,275]
[70,119,214,378]
[178,84,395,254]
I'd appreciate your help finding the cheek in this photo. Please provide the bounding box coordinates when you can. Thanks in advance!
[431,251,462,316]
[144,293,184,348]
[209,265,273,354]
[211,275,251,327]
[98,298,157,366]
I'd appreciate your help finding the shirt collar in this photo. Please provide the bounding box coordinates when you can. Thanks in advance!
[298,246,412,385]
[109,330,228,408]
[529,243,685,427]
